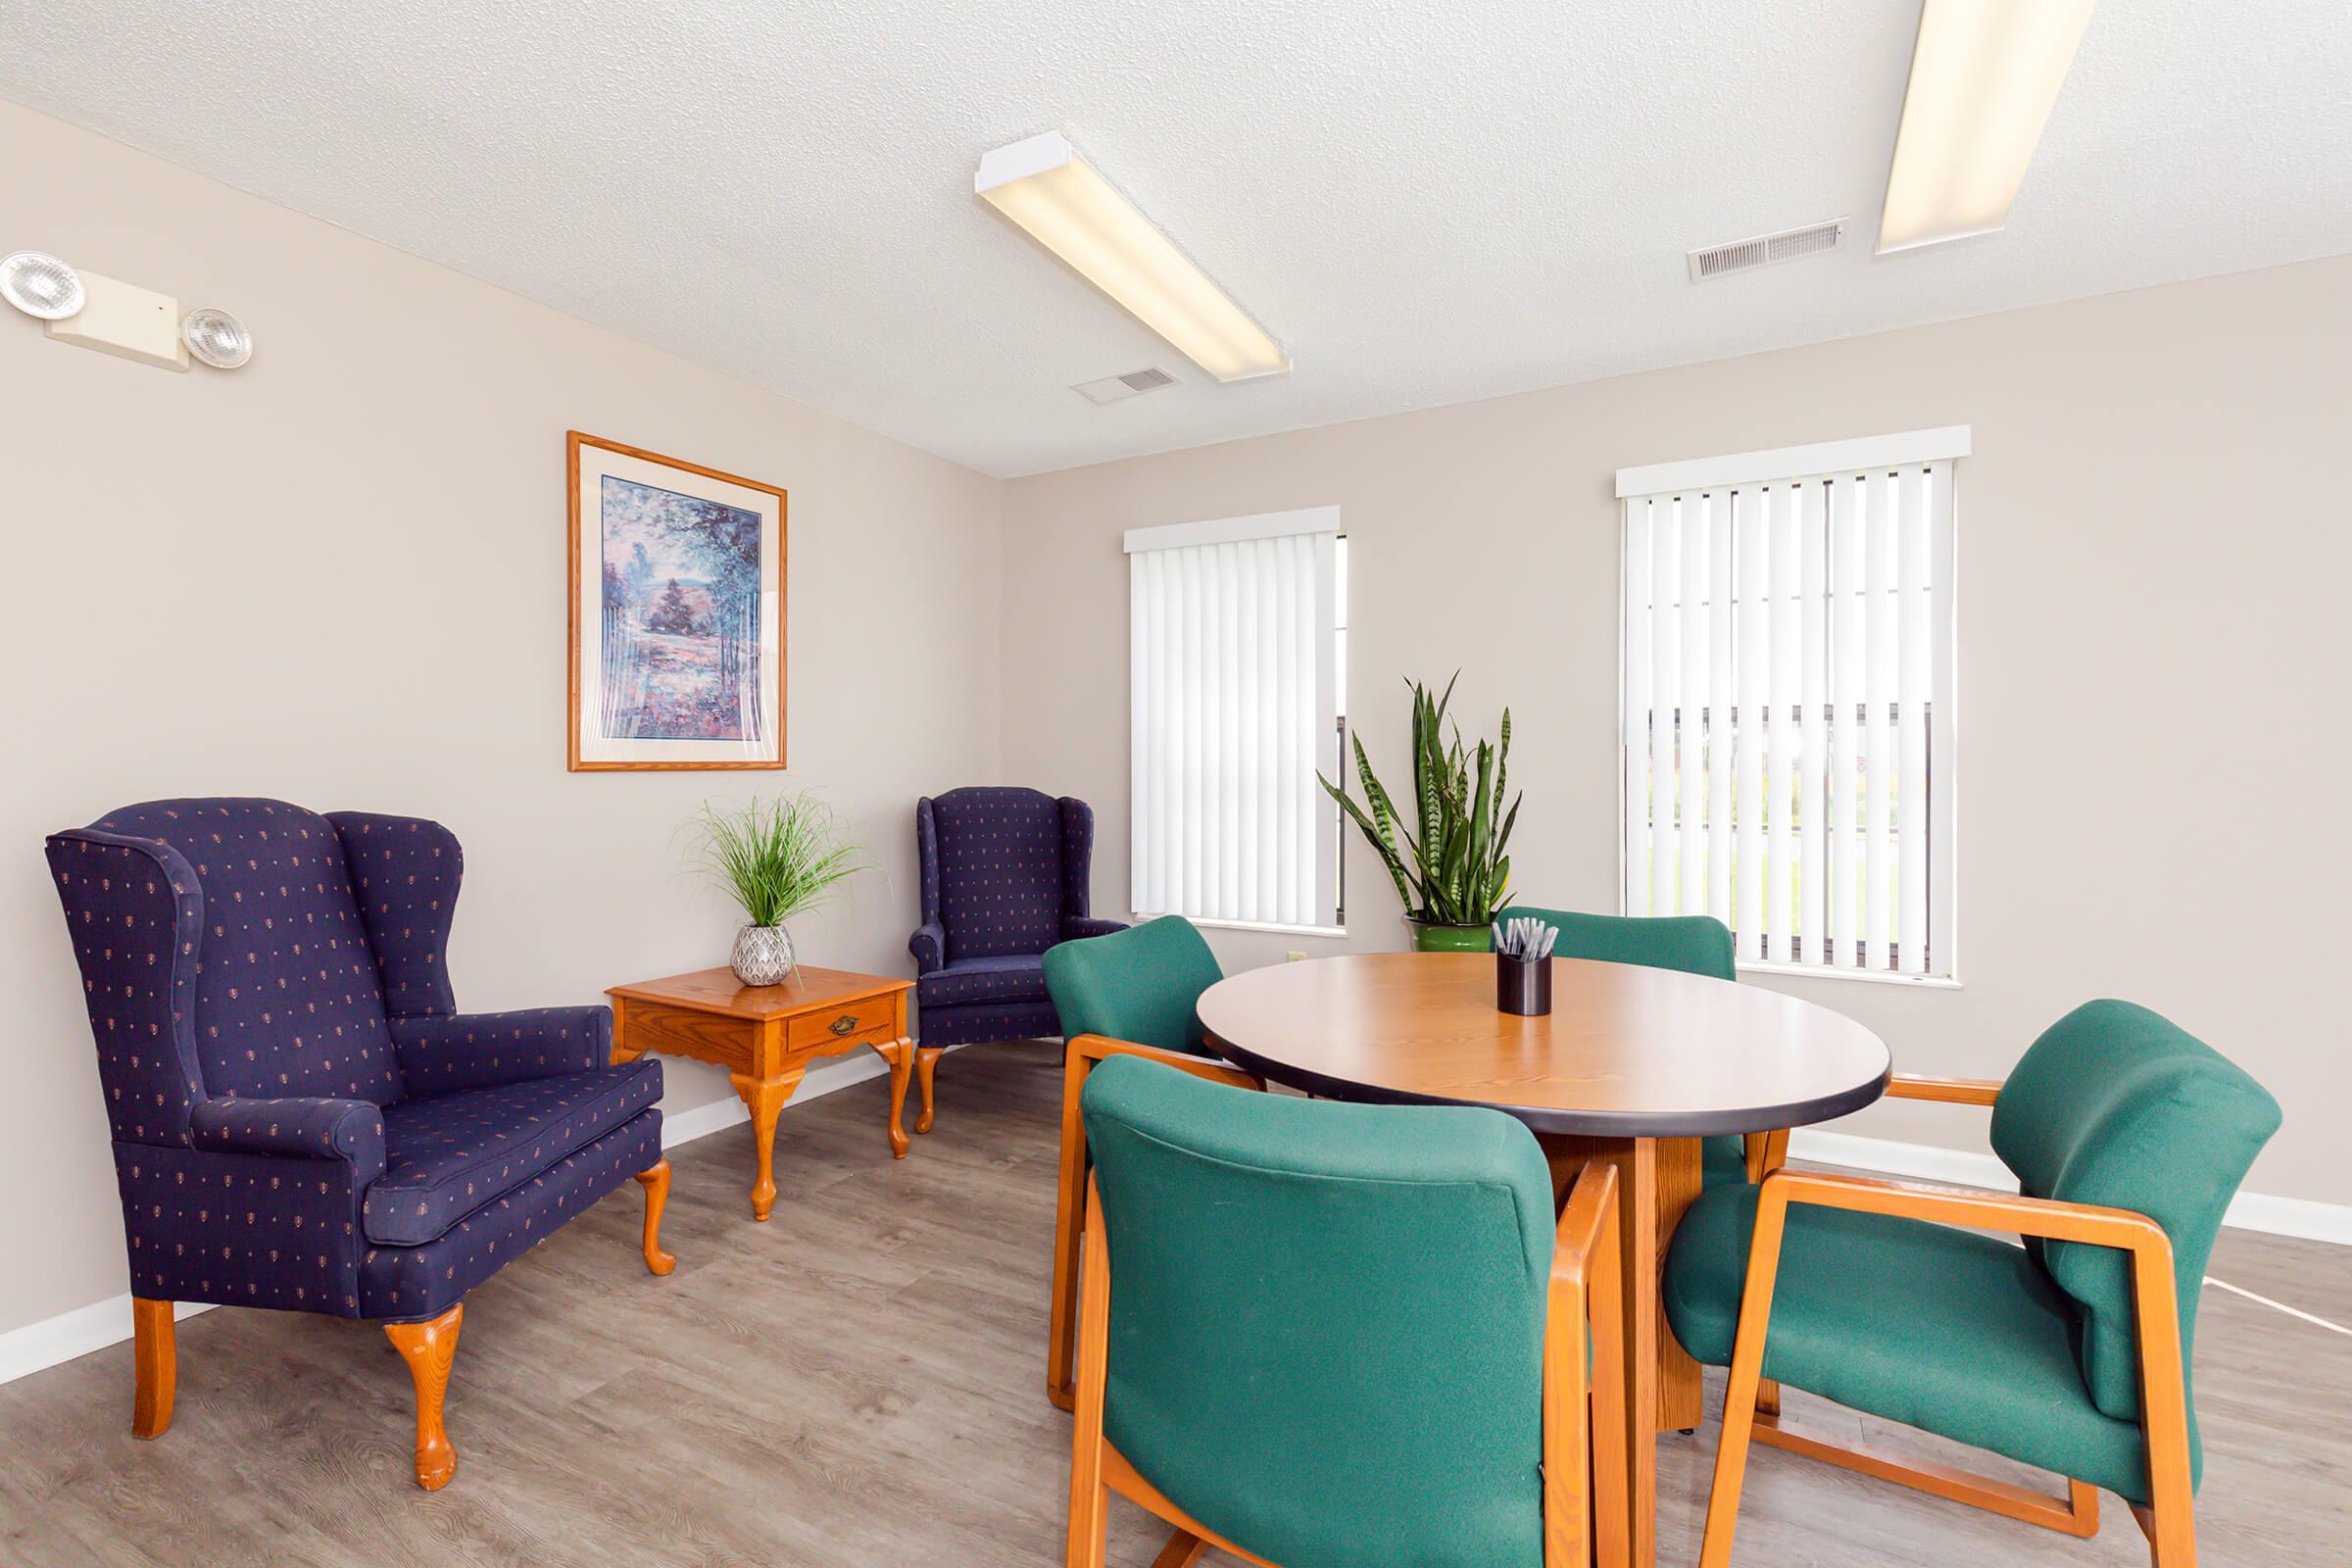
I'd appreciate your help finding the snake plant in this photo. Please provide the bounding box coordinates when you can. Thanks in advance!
[1320,673,1520,926]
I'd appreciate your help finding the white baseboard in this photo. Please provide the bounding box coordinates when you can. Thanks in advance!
[0,1050,900,1391]
[0,1297,217,1391]
[1790,1130,2352,1247]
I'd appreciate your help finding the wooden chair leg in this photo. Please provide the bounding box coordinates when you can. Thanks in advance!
[1589,1184,1630,1568]
[2129,1242,2199,1567]
[384,1304,464,1491]
[1699,1184,1790,1568]
[1066,1182,1112,1568]
[635,1158,676,1275]
[1047,1045,1095,1410]
[130,1298,174,1440]
[1543,1249,1592,1568]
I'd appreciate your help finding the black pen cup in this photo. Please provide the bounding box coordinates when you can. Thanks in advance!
[1496,953,1552,1015]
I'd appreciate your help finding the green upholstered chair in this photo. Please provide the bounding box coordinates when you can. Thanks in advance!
[1045,914,1225,1056]
[1069,1056,1628,1568]
[1041,916,1255,1410]
[1664,1000,2279,1567]
[1497,906,1757,1188]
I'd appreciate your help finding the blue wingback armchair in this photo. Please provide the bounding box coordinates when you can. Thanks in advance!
[908,787,1124,1131]
[45,798,675,1491]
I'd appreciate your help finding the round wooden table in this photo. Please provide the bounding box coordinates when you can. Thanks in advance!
[1197,952,1890,1568]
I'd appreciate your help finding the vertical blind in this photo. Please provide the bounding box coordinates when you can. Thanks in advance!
[1128,510,1341,929]
[1616,429,1961,976]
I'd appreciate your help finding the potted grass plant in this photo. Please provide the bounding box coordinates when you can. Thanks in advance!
[692,795,869,986]
[1319,673,1520,953]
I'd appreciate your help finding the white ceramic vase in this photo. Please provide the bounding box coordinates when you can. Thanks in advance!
[730,923,796,987]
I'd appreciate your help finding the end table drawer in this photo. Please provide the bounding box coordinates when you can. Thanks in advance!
[788,1001,899,1053]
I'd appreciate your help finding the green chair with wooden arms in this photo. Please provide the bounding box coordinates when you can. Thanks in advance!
[1069,1055,1629,1568]
[1664,999,2280,1566]
[1497,906,1768,1187]
[1041,915,1259,1411]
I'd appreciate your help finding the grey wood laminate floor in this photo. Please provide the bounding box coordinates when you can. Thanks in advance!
[3,1039,2345,1567]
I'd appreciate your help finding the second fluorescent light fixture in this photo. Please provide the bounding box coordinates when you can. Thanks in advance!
[977,131,1290,383]
[1877,0,2097,254]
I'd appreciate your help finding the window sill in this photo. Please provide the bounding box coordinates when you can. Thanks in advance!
[1135,913,1348,940]
[1737,959,1962,991]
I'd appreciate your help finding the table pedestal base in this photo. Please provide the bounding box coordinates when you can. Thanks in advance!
[1541,1133,1704,1568]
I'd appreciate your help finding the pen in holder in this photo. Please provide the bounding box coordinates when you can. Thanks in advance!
[1493,916,1557,1016]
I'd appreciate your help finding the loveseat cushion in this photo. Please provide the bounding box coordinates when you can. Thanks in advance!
[365,1059,662,1245]
[915,953,1049,1008]
[362,1108,662,1321]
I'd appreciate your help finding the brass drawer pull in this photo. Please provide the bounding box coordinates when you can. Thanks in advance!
[829,1014,858,1036]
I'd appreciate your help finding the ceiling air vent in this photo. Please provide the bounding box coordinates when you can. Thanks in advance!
[1687,219,1847,282]
[1073,366,1178,405]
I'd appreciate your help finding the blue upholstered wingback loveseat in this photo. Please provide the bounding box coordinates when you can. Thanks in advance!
[45,797,675,1490]
[908,787,1124,1062]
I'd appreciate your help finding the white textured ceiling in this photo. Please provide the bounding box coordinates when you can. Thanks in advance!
[3,1,2347,476]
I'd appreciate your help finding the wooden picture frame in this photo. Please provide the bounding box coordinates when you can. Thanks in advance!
[566,431,787,771]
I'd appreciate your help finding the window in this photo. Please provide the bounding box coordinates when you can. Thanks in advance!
[1615,427,1963,981]
[1128,508,1344,932]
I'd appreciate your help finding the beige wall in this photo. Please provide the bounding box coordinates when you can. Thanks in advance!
[7,93,2346,1348]
[1002,255,2352,1208]
[0,99,1002,1337]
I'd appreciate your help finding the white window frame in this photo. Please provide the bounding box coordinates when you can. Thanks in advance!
[1126,506,1347,937]
[1614,428,1965,987]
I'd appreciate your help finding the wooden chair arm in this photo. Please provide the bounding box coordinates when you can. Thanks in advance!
[1886,1074,2003,1106]
[1544,1162,1627,1568]
[1550,1161,1618,1291]
[1757,1168,2172,1258]
[1068,1033,1262,1092]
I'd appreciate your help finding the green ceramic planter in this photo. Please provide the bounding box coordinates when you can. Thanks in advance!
[1406,918,1494,954]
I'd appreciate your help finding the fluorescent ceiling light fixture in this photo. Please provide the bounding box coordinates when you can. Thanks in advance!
[1877,0,2097,254]
[976,131,1289,383]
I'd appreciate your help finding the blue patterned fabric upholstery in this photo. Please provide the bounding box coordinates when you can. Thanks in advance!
[48,796,661,1328]
[116,1142,373,1315]
[190,1096,387,1181]
[928,1000,1063,1048]
[87,800,406,1105]
[392,1005,612,1097]
[46,829,210,1147]
[362,1111,662,1322]
[368,1060,662,1245]
[329,810,464,1017]
[909,788,1123,1050]
[915,953,1048,1009]
[929,787,1067,960]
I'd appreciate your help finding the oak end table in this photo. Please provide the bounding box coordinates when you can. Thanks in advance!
[608,965,916,1221]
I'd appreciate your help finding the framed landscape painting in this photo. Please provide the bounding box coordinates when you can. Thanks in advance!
[567,431,787,770]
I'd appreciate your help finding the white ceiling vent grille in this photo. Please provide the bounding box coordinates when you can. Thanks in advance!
[1687,219,1847,282]
[1073,366,1179,405]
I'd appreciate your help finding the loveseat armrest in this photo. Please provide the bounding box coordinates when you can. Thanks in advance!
[189,1097,387,1188]
[1060,915,1128,943]
[391,1005,612,1096]
[909,921,948,974]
